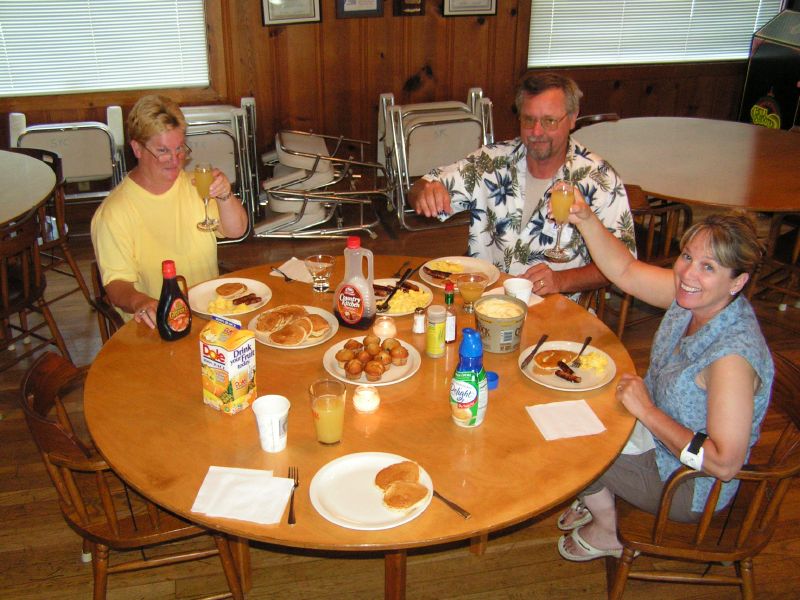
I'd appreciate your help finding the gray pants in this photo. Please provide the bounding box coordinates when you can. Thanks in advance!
[582,450,701,523]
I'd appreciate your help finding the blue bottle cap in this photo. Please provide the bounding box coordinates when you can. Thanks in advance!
[486,371,499,390]
[459,328,483,358]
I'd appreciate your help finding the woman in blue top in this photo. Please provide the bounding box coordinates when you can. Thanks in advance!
[557,203,773,562]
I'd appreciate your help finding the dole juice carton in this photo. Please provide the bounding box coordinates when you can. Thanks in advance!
[199,316,256,414]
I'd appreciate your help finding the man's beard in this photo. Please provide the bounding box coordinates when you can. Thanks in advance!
[525,136,553,161]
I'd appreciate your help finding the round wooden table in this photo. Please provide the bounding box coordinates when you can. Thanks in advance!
[84,257,635,599]
[0,149,56,224]
[573,117,799,212]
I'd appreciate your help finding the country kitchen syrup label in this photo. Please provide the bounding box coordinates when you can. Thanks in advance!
[167,298,190,332]
[336,284,365,325]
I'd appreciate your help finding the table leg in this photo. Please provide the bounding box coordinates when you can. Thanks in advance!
[384,550,407,600]
[470,533,488,556]
[230,536,252,592]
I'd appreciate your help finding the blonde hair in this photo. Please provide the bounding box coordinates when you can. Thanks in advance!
[680,213,764,278]
[126,95,186,144]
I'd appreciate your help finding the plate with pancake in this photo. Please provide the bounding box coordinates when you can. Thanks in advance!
[322,337,421,387]
[247,305,338,349]
[518,340,617,392]
[373,278,433,316]
[420,256,500,289]
[188,278,271,317]
[310,452,433,530]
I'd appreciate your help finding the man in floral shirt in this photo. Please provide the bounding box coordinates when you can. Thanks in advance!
[409,73,636,300]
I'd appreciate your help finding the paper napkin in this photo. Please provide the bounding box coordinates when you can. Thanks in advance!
[270,257,313,284]
[526,399,606,440]
[192,466,294,525]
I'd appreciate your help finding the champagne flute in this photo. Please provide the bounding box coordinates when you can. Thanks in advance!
[194,163,218,231]
[544,180,573,263]
[455,272,489,314]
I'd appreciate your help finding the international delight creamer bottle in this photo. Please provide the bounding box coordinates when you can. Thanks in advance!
[449,328,488,427]
[333,236,376,330]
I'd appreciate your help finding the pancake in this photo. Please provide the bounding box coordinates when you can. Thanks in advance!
[256,310,285,333]
[293,316,313,337]
[216,281,248,299]
[382,481,429,512]
[375,460,419,491]
[306,313,331,338]
[269,322,308,346]
[275,304,308,320]
[534,349,577,370]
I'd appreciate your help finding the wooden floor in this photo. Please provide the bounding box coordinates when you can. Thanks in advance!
[2,211,800,599]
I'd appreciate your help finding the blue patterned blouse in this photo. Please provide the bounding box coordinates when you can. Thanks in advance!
[644,295,773,512]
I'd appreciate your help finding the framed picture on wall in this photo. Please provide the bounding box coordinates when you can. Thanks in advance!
[262,0,321,26]
[443,0,497,16]
[336,0,384,19]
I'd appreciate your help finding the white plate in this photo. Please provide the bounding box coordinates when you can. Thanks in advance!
[246,306,338,349]
[310,452,433,530]
[188,278,272,317]
[323,338,421,387]
[374,278,433,316]
[518,340,617,391]
[482,286,544,307]
[420,256,500,289]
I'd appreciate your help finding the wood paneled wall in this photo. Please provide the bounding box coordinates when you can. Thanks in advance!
[1,0,747,158]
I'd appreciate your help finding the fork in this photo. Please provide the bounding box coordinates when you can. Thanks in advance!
[287,467,299,525]
[271,266,293,283]
[571,336,592,368]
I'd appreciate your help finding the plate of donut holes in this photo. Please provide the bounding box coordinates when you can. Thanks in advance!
[322,335,420,386]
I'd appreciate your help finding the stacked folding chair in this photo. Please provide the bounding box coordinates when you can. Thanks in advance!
[379,88,494,230]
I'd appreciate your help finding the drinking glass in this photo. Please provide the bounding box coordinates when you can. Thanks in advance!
[304,254,336,292]
[309,379,346,444]
[194,163,218,232]
[544,180,574,263]
[455,272,489,313]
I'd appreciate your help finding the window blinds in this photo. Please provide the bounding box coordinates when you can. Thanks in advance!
[528,0,783,68]
[0,0,208,97]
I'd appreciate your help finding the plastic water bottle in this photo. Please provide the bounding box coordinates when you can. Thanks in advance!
[449,328,488,428]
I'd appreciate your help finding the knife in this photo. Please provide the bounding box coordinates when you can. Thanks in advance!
[520,333,549,370]
[377,267,414,312]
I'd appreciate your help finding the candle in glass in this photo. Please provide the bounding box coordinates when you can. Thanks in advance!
[353,385,381,414]
[372,315,397,338]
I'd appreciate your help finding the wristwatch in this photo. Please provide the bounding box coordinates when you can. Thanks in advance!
[680,431,708,470]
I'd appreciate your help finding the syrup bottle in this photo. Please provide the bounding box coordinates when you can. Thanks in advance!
[333,236,376,330]
[156,260,192,341]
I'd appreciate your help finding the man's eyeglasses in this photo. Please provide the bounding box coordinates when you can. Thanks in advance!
[519,113,569,131]
[142,143,192,163]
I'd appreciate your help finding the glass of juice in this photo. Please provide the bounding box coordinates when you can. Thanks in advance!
[455,272,489,313]
[304,254,336,292]
[544,180,574,263]
[309,378,346,444]
[194,163,218,231]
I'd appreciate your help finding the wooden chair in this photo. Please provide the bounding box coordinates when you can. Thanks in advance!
[6,147,93,305]
[606,351,800,599]
[574,113,620,131]
[19,352,244,600]
[604,184,692,338]
[748,213,800,311]
[90,261,123,344]
[0,206,71,370]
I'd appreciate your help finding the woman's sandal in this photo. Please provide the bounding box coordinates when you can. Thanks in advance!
[557,526,623,562]
[557,498,593,531]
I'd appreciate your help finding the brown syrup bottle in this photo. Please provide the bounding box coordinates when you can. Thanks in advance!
[156,260,192,341]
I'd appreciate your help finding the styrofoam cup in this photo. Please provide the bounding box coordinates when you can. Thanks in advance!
[503,278,534,303]
[252,395,290,453]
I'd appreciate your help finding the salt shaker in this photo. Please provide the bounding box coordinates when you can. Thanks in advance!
[412,307,425,334]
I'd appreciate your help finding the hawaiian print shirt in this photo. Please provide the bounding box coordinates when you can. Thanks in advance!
[422,137,636,279]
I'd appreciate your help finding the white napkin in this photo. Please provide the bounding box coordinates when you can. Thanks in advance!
[192,466,294,525]
[526,399,606,440]
[270,257,313,284]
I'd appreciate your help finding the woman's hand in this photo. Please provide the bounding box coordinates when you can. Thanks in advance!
[209,169,233,201]
[567,187,594,224]
[615,373,655,421]
[132,298,159,330]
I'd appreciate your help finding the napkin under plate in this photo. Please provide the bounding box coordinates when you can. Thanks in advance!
[271,257,313,284]
[192,466,294,525]
[526,399,606,440]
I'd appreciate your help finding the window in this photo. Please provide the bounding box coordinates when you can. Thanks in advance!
[0,0,209,97]
[528,0,784,68]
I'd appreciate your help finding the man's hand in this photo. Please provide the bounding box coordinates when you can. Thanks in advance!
[408,179,452,218]
[520,263,563,296]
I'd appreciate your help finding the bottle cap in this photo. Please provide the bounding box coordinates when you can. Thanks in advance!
[445,281,455,293]
[427,305,445,319]
[346,236,361,249]
[459,327,483,358]
[486,371,499,390]
[162,259,176,278]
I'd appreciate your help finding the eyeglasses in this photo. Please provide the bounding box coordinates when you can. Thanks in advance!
[141,143,192,163]
[519,113,569,131]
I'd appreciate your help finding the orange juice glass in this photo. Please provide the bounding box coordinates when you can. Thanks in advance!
[309,379,346,444]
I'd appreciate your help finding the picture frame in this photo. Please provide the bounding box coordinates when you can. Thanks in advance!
[262,0,321,26]
[442,0,497,17]
[336,0,384,19]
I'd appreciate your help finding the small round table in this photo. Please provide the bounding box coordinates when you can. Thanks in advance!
[0,149,56,224]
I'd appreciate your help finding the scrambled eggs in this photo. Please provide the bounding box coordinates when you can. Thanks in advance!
[387,289,432,314]
[427,259,464,274]
[207,296,251,314]
[579,351,608,374]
